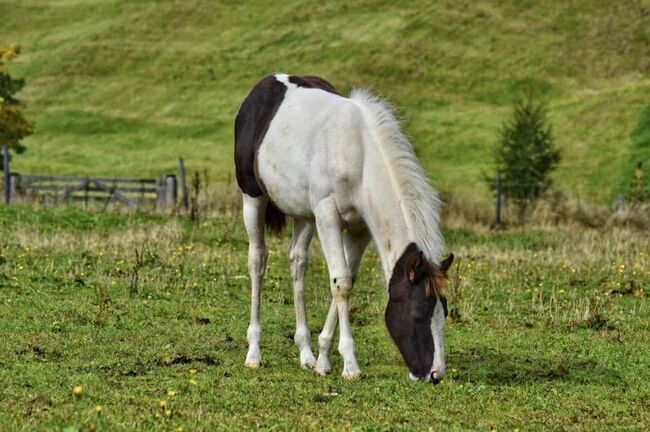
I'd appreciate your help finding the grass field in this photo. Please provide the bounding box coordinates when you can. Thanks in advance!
[1,204,648,430]
[2,0,650,202]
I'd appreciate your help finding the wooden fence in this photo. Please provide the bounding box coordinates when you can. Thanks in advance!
[3,145,187,209]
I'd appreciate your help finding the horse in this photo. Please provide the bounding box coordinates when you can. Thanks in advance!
[234,73,454,382]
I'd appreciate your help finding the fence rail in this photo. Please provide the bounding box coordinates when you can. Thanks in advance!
[3,144,186,209]
[8,173,178,208]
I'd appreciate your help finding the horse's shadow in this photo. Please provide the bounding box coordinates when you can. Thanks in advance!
[449,348,621,386]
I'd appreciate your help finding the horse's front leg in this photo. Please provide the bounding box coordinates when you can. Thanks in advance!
[314,197,361,379]
[289,218,317,369]
[315,299,338,376]
[315,227,370,376]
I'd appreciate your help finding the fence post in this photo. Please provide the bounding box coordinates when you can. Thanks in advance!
[495,172,502,229]
[3,145,9,204]
[159,174,177,209]
[179,157,188,209]
[9,173,20,200]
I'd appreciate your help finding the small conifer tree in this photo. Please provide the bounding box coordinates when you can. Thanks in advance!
[492,90,561,219]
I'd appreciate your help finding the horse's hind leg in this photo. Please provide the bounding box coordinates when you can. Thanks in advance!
[242,194,268,368]
[289,218,316,369]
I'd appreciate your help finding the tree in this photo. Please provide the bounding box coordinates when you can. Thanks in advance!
[0,44,34,156]
[492,90,561,219]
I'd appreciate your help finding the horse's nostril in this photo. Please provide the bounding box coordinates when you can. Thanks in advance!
[430,372,441,385]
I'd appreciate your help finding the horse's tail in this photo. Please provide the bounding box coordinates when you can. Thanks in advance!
[265,201,286,235]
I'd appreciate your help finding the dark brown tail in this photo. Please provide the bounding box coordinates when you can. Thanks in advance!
[265,201,286,235]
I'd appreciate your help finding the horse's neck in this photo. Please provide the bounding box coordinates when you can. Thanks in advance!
[358,157,415,283]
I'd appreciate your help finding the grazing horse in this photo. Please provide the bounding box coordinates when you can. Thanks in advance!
[234,73,454,382]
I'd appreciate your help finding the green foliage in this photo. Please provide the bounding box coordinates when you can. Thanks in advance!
[0,45,34,154]
[493,91,561,217]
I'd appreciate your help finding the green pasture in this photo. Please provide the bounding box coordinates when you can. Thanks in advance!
[2,0,650,202]
[0,205,648,430]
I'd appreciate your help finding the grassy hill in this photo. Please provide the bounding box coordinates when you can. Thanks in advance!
[2,0,650,203]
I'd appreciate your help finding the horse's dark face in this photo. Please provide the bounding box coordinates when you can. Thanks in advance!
[385,243,453,382]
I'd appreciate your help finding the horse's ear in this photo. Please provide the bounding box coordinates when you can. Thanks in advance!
[440,253,454,273]
[406,250,424,283]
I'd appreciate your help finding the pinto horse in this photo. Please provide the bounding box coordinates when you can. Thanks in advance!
[234,74,454,382]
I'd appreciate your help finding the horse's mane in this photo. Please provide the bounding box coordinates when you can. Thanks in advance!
[350,89,444,264]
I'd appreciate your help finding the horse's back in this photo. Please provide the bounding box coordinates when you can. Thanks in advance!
[261,79,368,219]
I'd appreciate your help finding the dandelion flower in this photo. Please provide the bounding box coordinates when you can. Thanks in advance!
[73,386,83,397]
[189,379,198,385]
[95,405,102,414]
[159,400,167,409]
[167,390,177,396]
[189,368,198,374]
[165,409,172,418]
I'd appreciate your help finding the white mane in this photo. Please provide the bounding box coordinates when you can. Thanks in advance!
[350,89,444,263]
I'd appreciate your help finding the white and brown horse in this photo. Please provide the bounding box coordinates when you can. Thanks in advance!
[234,74,453,382]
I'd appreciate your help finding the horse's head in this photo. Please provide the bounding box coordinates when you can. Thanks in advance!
[385,243,454,383]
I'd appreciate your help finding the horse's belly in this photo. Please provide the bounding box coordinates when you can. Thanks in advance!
[257,138,314,218]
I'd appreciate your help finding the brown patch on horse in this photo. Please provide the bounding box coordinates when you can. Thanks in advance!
[425,253,454,297]
[429,265,448,298]
[288,75,340,95]
[234,75,288,198]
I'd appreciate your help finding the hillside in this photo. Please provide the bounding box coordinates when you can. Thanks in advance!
[2,0,650,203]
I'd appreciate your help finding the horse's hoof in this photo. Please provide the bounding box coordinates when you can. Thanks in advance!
[314,367,330,376]
[244,362,261,369]
[301,360,317,370]
[342,372,361,380]
[342,368,361,380]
